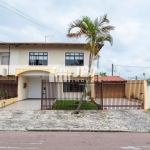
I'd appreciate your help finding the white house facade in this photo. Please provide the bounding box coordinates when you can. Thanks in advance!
[0,42,94,101]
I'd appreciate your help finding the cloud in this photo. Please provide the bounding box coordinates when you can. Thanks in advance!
[114,19,141,45]
[0,0,150,79]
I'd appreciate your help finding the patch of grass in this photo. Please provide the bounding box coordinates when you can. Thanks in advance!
[148,108,150,111]
[25,127,29,131]
[52,100,97,110]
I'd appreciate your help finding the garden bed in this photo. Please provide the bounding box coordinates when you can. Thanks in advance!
[52,100,97,110]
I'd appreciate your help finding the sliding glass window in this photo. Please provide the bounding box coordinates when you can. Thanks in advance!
[29,52,48,65]
[65,52,84,66]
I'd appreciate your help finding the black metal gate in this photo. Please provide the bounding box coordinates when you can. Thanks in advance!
[41,80,57,110]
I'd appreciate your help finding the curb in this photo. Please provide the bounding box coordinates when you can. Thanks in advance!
[26,128,131,132]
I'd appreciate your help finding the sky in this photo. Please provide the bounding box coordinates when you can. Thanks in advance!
[0,0,150,79]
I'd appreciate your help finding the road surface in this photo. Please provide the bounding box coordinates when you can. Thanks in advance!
[0,132,150,150]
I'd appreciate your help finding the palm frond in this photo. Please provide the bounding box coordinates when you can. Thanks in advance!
[94,18,99,28]
[96,34,113,45]
[99,14,109,26]
[82,16,95,34]
[101,25,115,33]
[67,15,114,55]
[67,19,88,38]
[67,19,81,33]
[67,29,87,38]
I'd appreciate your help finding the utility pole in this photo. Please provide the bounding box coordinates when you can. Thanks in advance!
[112,63,114,76]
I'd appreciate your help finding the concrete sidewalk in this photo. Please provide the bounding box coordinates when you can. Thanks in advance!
[0,110,150,132]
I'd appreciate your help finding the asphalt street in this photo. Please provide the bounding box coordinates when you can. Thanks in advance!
[0,132,150,150]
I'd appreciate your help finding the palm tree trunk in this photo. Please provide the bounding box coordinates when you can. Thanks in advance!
[73,40,93,114]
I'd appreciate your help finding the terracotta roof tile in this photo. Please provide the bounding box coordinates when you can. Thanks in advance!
[0,42,86,46]
[94,76,126,82]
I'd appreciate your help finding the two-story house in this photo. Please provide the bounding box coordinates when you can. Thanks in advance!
[0,42,94,102]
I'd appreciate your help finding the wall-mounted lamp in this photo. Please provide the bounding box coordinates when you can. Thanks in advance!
[23,82,27,89]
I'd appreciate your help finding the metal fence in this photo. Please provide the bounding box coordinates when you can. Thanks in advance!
[95,81,143,110]
[0,80,18,100]
[41,80,144,110]
[41,80,86,110]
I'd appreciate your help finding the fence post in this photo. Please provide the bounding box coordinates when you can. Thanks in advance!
[101,81,103,110]
[41,80,43,110]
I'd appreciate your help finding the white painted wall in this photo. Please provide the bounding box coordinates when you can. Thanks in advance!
[18,76,29,100]
[0,44,91,76]
[10,48,19,65]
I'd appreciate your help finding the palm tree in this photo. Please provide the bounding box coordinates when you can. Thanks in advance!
[67,14,114,73]
[67,14,114,113]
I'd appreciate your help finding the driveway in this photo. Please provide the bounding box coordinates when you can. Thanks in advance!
[0,99,41,110]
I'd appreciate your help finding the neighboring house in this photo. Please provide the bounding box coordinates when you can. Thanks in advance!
[93,76,127,98]
[0,42,94,101]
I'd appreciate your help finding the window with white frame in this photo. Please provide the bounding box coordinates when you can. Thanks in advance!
[29,52,48,65]
[65,52,84,66]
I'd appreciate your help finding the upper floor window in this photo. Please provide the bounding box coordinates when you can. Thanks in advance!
[1,52,10,65]
[65,52,84,66]
[29,52,48,65]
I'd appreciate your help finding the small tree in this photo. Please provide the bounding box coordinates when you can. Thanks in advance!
[95,72,107,76]
[100,72,107,76]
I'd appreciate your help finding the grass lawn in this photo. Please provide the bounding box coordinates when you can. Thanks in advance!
[52,100,98,110]
[148,108,150,111]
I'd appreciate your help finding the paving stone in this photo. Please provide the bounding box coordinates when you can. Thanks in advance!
[0,110,150,132]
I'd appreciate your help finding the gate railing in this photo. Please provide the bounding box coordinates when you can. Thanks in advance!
[95,81,144,109]
[41,80,144,110]
[41,80,87,110]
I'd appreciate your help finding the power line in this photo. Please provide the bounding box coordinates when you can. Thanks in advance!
[0,0,41,22]
[115,64,150,68]
[0,2,64,35]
